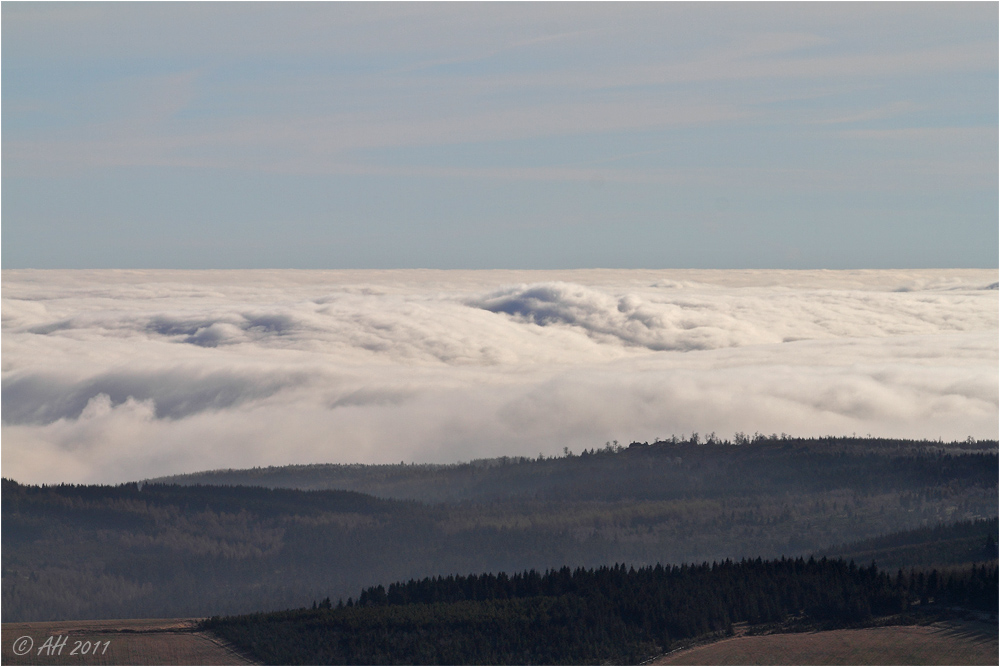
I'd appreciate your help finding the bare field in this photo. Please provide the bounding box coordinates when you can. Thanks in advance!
[653,619,999,666]
[1,619,253,666]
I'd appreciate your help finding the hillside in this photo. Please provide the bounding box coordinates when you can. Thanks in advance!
[152,435,996,503]
[201,557,998,665]
[819,518,998,570]
[0,619,252,666]
[653,620,999,666]
[3,437,996,622]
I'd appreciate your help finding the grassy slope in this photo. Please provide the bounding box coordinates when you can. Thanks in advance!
[0,619,253,666]
[653,619,999,666]
[5,617,997,666]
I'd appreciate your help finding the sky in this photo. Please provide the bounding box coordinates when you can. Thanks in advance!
[3,2,997,270]
[3,269,997,483]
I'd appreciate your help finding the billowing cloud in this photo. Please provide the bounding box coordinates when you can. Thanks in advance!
[2,269,996,484]
[470,281,780,351]
[1,367,310,424]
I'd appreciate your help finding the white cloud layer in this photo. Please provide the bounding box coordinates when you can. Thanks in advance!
[2,269,996,484]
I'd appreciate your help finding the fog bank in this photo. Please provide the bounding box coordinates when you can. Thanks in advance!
[2,269,996,484]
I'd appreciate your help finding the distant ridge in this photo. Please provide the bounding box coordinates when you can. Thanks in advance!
[151,436,999,503]
[6,437,996,622]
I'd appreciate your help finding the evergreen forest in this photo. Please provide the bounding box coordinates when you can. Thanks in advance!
[3,436,997,623]
[202,556,999,665]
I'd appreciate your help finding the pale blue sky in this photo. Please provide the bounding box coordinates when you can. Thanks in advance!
[3,2,997,269]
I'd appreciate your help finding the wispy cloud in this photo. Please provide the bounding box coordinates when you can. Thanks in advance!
[2,4,995,269]
[4,96,747,175]
[5,4,994,177]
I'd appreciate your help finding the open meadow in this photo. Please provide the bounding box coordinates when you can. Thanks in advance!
[654,618,999,666]
[1,619,252,666]
[4,617,995,666]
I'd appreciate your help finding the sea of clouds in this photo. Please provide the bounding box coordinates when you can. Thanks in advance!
[2,269,997,484]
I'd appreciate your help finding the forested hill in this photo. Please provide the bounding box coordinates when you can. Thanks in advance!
[3,438,996,622]
[202,558,999,665]
[153,435,997,503]
[819,518,999,570]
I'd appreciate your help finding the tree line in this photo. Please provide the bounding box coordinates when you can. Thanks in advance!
[155,435,998,503]
[202,557,998,665]
[3,437,996,621]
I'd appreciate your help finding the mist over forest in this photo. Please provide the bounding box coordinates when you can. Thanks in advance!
[4,436,996,622]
